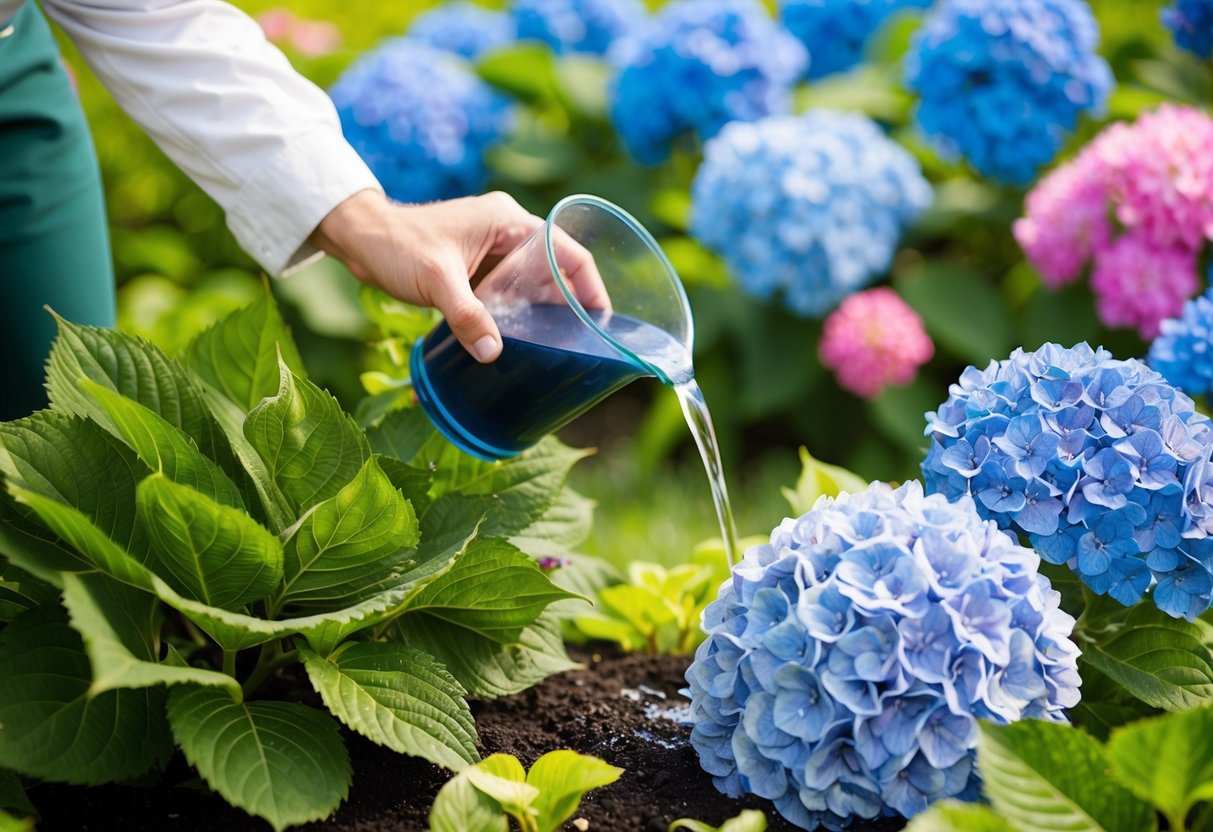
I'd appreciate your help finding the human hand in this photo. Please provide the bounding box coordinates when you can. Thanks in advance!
[311,189,606,363]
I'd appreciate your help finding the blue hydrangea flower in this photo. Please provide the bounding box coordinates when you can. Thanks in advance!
[690,110,931,317]
[330,42,513,203]
[780,0,933,79]
[608,0,808,165]
[923,343,1213,618]
[406,2,517,61]
[904,0,1113,185]
[1163,0,1213,58]
[687,481,1080,830]
[1150,286,1213,398]
[513,0,646,55]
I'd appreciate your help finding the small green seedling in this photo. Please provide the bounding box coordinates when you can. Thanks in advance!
[428,750,623,832]
[669,809,767,832]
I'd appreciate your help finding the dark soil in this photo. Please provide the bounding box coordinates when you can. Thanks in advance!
[29,649,906,832]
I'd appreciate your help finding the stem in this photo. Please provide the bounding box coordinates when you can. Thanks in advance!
[180,616,208,647]
[242,645,300,697]
[222,649,237,678]
[1167,809,1186,832]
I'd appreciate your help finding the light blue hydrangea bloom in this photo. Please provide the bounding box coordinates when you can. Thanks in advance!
[923,343,1213,619]
[608,0,808,165]
[513,0,646,55]
[687,481,1080,830]
[1164,0,1213,58]
[1149,287,1213,398]
[330,42,513,203]
[780,0,933,79]
[690,110,931,317]
[406,2,517,61]
[905,0,1113,185]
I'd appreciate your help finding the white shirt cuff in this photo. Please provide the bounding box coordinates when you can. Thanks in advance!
[227,131,383,277]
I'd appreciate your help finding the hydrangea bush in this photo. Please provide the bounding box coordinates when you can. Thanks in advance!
[690,110,931,317]
[818,287,934,398]
[923,343,1213,619]
[686,481,1081,830]
[1150,285,1213,399]
[405,2,516,60]
[513,0,646,55]
[608,0,808,165]
[330,42,513,202]
[780,0,932,79]
[905,0,1112,184]
[1163,0,1213,58]
[1016,104,1213,338]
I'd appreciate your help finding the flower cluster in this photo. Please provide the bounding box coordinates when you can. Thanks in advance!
[1149,282,1213,398]
[690,110,931,317]
[1163,0,1213,58]
[687,481,1080,831]
[922,343,1213,619]
[1015,104,1213,338]
[256,8,341,57]
[513,0,646,55]
[608,0,808,165]
[819,288,934,398]
[905,0,1112,185]
[330,42,513,203]
[406,2,516,61]
[780,0,932,79]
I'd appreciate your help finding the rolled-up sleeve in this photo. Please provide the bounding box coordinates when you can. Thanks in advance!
[40,0,383,275]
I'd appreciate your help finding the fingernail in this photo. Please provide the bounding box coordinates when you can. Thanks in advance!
[473,335,499,362]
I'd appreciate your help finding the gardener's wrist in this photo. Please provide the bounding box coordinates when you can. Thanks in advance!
[311,188,392,283]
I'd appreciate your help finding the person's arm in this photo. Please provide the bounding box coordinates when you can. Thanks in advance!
[41,0,377,277]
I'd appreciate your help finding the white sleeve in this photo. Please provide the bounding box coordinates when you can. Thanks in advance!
[40,0,384,276]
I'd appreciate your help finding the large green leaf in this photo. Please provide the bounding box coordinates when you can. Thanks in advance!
[1107,705,1213,831]
[60,573,241,699]
[0,557,59,622]
[400,537,579,643]
[508,487,595,558]
[527,750,623,832]
[184,290,305,412]
[365,407,438,464]
[43,317,246,494]
[80,380,244,509]
[896,263,1016,366]
[0,606,171,785]
[302,642,477,770]
[376,454,433,515]
[0,490,87,585]
[244,356,370,513]
[1069,662,1158,742]
[977,720,1156,832]
[904,801,1017,832]
[136,474,281,609]
[398,610,580,698]
[0,770,33,817]
[0,412,147,554]
[277,456,418,612]
[167,686,350,832]
[1080,603,1213,711]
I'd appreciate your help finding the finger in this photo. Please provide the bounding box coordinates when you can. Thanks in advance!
[549,226,612,312]
[426,257,503,363]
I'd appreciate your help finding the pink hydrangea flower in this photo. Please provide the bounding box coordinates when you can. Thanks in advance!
[1013,152,1112,288]
[256,8,342,57]
[818,287,934,398]
[1091,233,1198,339]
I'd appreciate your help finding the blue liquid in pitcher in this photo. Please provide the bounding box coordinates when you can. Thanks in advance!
[411,303,693,461]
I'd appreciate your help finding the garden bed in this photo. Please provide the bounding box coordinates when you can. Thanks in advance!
[29,647,905,831]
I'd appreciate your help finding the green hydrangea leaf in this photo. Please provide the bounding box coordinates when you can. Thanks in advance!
[376,455,433,515]
[136,473,281,609]
[80,379,244,510]
[903,801,1015,832]
[0,769,34,817]
[0,557,59,622]
[277,456,418,612]
[60,573,241,699]
[0,490,86,586]
[508,487,595,557]
[781,446,869,516]
[1080,603,1213,711]
[244,356,370,513]
[466,754,537,821]
[184,290,305,412]
[167,686,350,832]
[527,750,623,832]
[1107,705,1213,831]
[977,720,1156,832]
[428,767,509,832]
[400,537,580,643]
[0,606,171,785]
[302,642,477,770]
[365,407,439,464]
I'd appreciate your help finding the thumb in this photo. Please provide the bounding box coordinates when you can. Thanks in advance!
[428,261,502,363]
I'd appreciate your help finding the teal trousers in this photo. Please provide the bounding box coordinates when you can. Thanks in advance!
[0,2,114,421]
